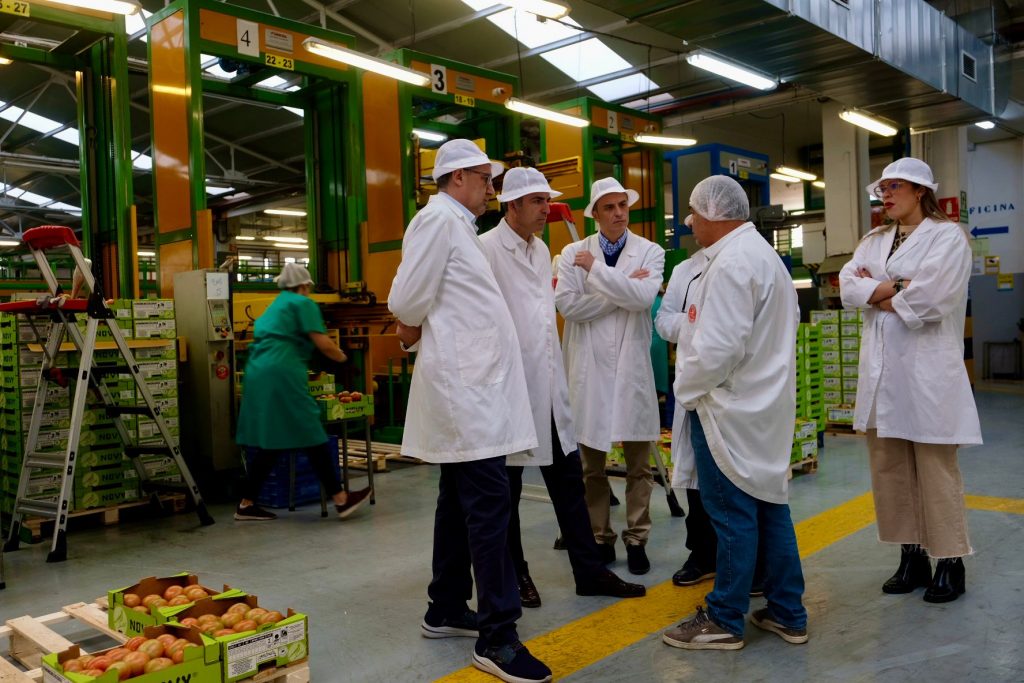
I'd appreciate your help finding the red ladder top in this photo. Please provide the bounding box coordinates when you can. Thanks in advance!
[22,225,80,250]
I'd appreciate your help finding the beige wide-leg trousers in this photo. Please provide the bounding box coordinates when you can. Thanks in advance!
[866,430,972,558]
[580,442,653,547]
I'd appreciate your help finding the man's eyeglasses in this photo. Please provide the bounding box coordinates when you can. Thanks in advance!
[872,180,905,198]
[462,169,493,186]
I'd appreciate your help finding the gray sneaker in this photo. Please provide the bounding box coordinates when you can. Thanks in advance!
[750,608,808,644]
[662,606,744,650]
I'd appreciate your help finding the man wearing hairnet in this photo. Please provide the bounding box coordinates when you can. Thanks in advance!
[662,176,807,651]
[234,263,371,522]
[389,140,551,683]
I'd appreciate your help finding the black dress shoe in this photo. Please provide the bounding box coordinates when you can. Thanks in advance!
[553,535,566,550]
[626,544,650,575]
[923,557,965,603]
[576,569,646,598]
[597,543,616,565]
[883,544,933,594]
[672,564,715,587]
[518,573,542,608]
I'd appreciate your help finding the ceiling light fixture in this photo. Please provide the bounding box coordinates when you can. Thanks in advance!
[45,0,141,15]
[838,109,898,137]
[686,51,776,91]
[412,128,448,143]
[303,38,430,87]
[262,236,307,244]
[264,208,307,217]
[497,0,571,20]
[137,250,156,257]
[974,120,996,130]
[238,255,253,260]
[272,242,309,250]
[236,235,256,241]
[0,240,20,246]
[635,134,697,147]
[812,180,825,189]
[770,172,802,183]
[776,165,816,182]
[505,97,589,127]
[0,57,11,66]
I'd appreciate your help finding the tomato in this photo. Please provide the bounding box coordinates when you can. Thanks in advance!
[107,661,133,681]
[81,669,106,678]
[259,611,284,625]
[122,593,141,608]
[196,613,219,624]
[155,634,177,649]
[213,628,236,638]
[233,619,258,633]
[168,595,191,606]
[170,638,190,651]
[88,656,112,671]
[62,659,83,672]
[144,657,174,673]
[123,651,150,675]
[132,605,150,614]
[106,648,129,662]
[141,594,163,608]
[221,612,243,628]
[138,639,164,658]
[200,622,223,635]
[226,603,249,615]
[245,608,268,621]
[162,585,184,601]
[351,391,363,401]
[184,587,208,601]
[124,636,147,651]
[77,655,96,668]
[179,617,200,628]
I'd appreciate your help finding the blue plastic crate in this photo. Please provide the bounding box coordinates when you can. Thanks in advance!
[244,436,341,509]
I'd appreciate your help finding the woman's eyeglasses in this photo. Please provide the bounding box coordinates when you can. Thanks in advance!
[873,180,905,198]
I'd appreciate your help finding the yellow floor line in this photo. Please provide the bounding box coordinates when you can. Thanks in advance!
[437,491,1024,682]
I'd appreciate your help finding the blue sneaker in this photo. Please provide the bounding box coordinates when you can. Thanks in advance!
[421,608,478,639]
[473,641,552,683]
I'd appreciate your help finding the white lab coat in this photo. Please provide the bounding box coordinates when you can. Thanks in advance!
[388,194,538,463]
[673,224,798,504]
[838,218,982,445]
[654,250,704,490]
[480,220,576,466]
[555,230,664,452]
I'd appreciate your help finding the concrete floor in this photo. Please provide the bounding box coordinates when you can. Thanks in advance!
[2,390,1022,682]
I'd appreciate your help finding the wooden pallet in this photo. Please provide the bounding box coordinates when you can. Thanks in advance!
[20,493,187,542]
[788,456,818,480]
[825,423,864,437]
[345,441,421,472]
[0,598,309,683]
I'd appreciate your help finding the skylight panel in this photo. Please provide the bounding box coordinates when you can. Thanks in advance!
[484,8,581,48]
[587,73,658,102]
[131,152,153,171]
[125,10,151,39]
[0,106,62,135]
[49,202,81,214]
[12,189,49,205]
[541,38,630,82]
[206,185,235,196]
[203,63,235,80]
[283,107,304,117]
[255,76,289,90]
[53,128,80,145]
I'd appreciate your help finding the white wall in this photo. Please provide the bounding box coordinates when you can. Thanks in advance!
[967,139,1024,274]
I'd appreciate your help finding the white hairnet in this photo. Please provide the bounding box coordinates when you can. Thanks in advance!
[275,263,314,289]
[689,175,750,222]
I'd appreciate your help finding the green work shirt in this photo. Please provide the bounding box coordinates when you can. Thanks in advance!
[235,290,328,450]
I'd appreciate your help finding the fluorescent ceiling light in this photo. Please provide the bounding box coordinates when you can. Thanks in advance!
[812,180,825,189]
[263,236,307,243]
[283,107,305,117]
[770,172,802,183]
[635,134,696,147]
[303,38,430,87]
[506,98,588,128]
[206,185,235,196]
[137,250,155,257]
[587,73,658,102]
[45,0,141,15]
[413,128,448,143]
[497,0,571,20]
[238,255,253,260]
[776,166,816,181]
[686,51,776,91]
[838,109,897,137]
[236,235,256,241]
[793,278,813,290]
[542,38,630,82]
[0,58,11,66]
[0,240,20,246]
[264,208,307,217]
[622,93,673,111]
[974,120,996,130]
[272,242,308,250]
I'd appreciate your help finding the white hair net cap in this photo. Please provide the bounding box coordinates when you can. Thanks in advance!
[866,157,938,195]
[432,138,505,182]
[275,263,314,289]
[689,175,750,222]
[497,167,562,202]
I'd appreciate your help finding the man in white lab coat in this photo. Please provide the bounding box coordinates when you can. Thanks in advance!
[480,167,646,608]
[388,140,551,683]
[555,177,665,575]
[661,175,807,652]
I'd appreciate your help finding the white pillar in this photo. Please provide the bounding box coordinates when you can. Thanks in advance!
[822,101,872,255]
[912,127,969,224]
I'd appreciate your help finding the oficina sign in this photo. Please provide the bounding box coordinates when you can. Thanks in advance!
[969,202,1016,215]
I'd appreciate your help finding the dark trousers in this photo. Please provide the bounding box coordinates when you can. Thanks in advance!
[242,441,342,501]
[507,418,605,584]
[684,488,718,570]
[427,456,520,647]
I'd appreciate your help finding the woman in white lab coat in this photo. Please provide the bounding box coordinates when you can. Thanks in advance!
[840,157,981,604]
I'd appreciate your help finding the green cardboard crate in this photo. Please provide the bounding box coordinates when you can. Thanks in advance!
[842,377,858,392]
[74,483,140,511]
[841,364,859,378]
[794,419,817,441]
[840,323,860,338]
[822,363,841,378]
[78,447,127,470]
[820,323,839,337]
[134,342,178,361]
[307,372,335,396]
[810,310,839,324]
[840,309,862,323]
[139,359,177,380]
[841,350,860,364]
[43,623,221,683]
[790,438,818,463]
[821,336,840,350]
[133,299,176,319]
[79,426,121,447]
[841,336,860,350]
[823,389,842,403]
[822,376,841,389]
[826,404,855,424]
[144,378,178,398]
[842,391,858,404]
[134,319,177,339]
[108,572,227,636]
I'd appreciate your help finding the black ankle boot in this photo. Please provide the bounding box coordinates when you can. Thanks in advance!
[923,557,966,603]
[882,544,932,594]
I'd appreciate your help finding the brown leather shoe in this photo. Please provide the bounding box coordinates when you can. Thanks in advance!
[518,573,541,608]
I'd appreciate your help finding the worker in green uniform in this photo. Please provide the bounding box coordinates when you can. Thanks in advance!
[234,263,371,521]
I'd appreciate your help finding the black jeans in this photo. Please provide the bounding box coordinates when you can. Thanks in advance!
[507,417,605,584]
[242,441,343,501]
[427,456,520,648]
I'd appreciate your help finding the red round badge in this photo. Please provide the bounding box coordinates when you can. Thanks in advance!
[688,304,697,323]
[215,364,229,380]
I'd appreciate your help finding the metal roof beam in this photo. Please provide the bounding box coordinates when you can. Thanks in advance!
[479,18,632,71]
[297,0,393,51]
[391,5,509,50]
[524,52,682,101]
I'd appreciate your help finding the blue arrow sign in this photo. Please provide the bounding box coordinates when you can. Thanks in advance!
[971,225,1009,238]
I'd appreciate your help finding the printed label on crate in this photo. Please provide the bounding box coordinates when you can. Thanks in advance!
[840,323,860,337]
[810,310,839,324]
[133,299,175,319]
[841,337,859,350]
[841,364,859,378]
[842,378,858,392]
[134,342,177,360]
[800,439,818,458]
[225,620,307,679]
[841,350,859,364]
[840,309,861,322]
[827,404,855,423]
[145,379,178,397]
[822,350,839,363]
[822,363,841,377]
[134,319,177,339]
[822,336,840,349]
[820,323,839,337]
[823,376,841,389]
[823,389,841,403]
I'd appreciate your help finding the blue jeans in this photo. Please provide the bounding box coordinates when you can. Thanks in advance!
[690,411,807,637]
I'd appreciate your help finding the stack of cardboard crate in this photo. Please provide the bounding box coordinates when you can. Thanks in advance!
[815,309,862,427]
[794,322,824,465]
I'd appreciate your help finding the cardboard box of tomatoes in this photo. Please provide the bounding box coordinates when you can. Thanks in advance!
[42,623,221,683]
[167,593,309,682]
[108,573,228,637]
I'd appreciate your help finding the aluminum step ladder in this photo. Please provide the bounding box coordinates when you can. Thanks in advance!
[1,226,214,563]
